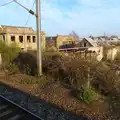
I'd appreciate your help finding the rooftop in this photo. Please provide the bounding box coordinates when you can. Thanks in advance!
[0,25,45,35]
[83,38,98,47]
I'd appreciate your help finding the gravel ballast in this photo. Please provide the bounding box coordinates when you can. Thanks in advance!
[0,84,88,120]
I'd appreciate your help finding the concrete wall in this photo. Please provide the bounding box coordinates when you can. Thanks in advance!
[86,46,120,61]
[56,36,75,49]
[88,46,103,61]
[87,46,120,61]
[106,47,119,60]
[0,32,46,51]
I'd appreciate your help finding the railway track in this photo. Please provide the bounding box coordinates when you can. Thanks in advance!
[0,95,43,120]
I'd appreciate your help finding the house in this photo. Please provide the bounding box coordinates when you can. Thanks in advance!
[46,35,76,49]
[80,38,98,47]
[55,35,76,49]
[80,37,104,61]
[0,25,46,51]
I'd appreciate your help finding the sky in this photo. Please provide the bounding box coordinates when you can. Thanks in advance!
[0,0,120,37]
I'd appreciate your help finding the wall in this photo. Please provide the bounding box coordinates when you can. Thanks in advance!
[0,32,46,51]
[87,46,120,61]
[56,36,75,49]
[88,46,103,61]
[106,47,119,61]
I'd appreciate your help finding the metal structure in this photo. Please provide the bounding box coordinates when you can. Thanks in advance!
[0,95,43,120]
[14,0,42,76]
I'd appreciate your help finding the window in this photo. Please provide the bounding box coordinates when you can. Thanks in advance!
[3,34,5,41]
[27,36,31,43]
[32,36,36,43]
[19,36,23,43]
[11,35,15,42]
[84,42,86,47]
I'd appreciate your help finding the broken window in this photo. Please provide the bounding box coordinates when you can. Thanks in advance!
[21,48,24,51]
[27,36,31,43]
[11,35,15,42]
[3,34,5,41]
[84,42,86,47]
[19,36,23,43]
[32,36,36,43]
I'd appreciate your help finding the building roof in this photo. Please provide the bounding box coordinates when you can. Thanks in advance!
[0,25,45,35]
[98,38,105,41]
[83,38,98,47]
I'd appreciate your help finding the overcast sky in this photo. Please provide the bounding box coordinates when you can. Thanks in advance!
[0,0,120,37]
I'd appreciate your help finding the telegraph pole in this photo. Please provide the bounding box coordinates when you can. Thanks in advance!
[13,0,42,76]
[36,0,42,76]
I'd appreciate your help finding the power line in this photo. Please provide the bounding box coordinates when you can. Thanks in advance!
[0,0,14,8]
[24,0,35,26]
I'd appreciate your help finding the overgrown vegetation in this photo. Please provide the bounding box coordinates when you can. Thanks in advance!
[0,41,20,70]
[77,85,99,104]
[7,63,19,75]
[0,41,120,118]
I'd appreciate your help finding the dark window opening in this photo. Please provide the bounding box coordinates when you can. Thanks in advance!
[32,36,36,43]
[27,36,31,43]
[3,34,5,41]
[19,36,23,43]
[84,42,86,47]
[11,35,15,42]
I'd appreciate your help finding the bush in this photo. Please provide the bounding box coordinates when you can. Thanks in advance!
[42,52,92,89]
[42,52,65,79]
[7,63,19,75]
[77,85,99,104]
[91,62,119,96]
[13,52,37,76]
[46,46,57,52]
[0,41,20,68]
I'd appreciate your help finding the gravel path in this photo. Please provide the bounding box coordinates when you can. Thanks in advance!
[0,84,88,120]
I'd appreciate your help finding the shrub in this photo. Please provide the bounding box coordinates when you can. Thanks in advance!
[108,90,120,119]
[42,52,92,89]
[13,52,37,76]
[77,85,99,104]
[46,46,57,52]
[0,41,20,68]
[7,63,19,75]
[91,62,119,96]
[63,57,90,88]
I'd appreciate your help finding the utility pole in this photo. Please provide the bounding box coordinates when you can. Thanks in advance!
[13,0,42,76]
[36,0,42,76]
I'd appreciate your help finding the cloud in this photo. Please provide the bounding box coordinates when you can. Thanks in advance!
[41,0,120,36]
[0,0,120,37]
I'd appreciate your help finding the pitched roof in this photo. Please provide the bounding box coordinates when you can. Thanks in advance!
[0,25,45,35]
[83,38,98,47]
